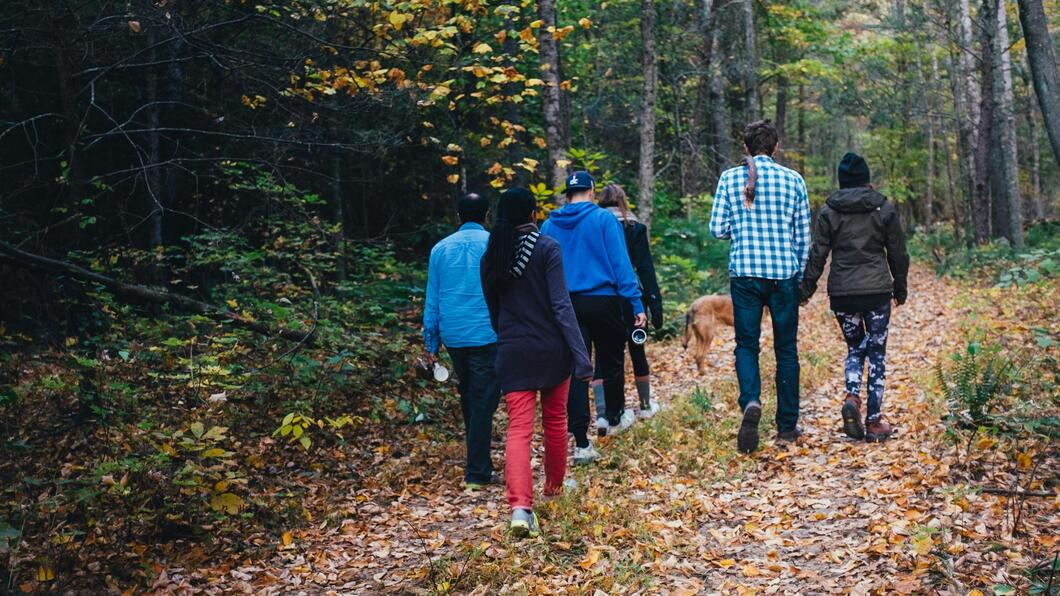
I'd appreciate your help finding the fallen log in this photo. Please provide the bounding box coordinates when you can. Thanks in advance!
[0,240,314,343]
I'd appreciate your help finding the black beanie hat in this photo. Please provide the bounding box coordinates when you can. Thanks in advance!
[837,152,870,188]
[497,187,536,225]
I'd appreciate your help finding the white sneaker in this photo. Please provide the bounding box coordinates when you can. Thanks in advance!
[595,416,609,437]
[573,444,600,465]
[615,410,636,431]
[638,400,661,419]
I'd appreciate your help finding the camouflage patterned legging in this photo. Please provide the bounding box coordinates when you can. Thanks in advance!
[834,302,892,421]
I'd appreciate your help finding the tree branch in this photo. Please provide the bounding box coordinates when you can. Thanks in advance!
[0,240,313,343]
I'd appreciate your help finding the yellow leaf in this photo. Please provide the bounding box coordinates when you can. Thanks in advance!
[529,19,543,29]
[579,17,592,28]
[741,563,760,577]
[472,42,493,54]
[717,558,736,568]
[976,436,997,450]
[282,531,293,546]
[226,299,239,309]
[37,562,55,582]
[441,155,459,166]
[911,534,933,556]
[1016,452,1032,469]
[388,12,408,31]
[202,448,226,458]
[578,547,601,570]
[447,174,460,184]
[210,492,245,514]
[519,27,536,43]
[552,25,574,41]
[967,590,985,596]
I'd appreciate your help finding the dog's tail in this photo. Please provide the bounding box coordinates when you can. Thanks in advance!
[682,307,693,350]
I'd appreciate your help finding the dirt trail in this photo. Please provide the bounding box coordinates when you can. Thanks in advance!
[183,266,1053,594]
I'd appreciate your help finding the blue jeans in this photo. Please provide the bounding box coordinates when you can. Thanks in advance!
[730,276,801,431]
[834,303,891,421]
[447,344,501,483]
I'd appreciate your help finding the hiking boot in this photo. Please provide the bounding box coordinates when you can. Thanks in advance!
[509,508,540,538]
[596,416,609,437]
[841,393,866,440]
[775,428,803,445]
[573,443,600,465]
[737,402,762,454]
[865,417,893,442]
[639,399,660,419]
[463,472,501,491]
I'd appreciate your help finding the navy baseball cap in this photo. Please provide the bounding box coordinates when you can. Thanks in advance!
[564,171,595,193]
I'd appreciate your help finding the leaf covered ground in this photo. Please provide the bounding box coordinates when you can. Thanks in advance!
[46,267,1060,594]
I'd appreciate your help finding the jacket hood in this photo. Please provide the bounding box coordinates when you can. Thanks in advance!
[826,187,887,214]
[547,201,600,229]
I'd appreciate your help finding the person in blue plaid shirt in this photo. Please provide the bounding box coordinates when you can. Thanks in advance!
[709,120,811,454]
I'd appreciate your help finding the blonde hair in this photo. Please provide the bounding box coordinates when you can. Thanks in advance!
[597,183,632,227]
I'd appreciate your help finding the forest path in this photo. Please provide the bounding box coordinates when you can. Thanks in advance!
[191,266,1029,594]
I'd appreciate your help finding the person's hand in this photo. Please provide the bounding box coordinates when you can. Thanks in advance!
[633,313,647,328]
[425,351,437,365]
[892,297,901,309]
[799,299,810,307]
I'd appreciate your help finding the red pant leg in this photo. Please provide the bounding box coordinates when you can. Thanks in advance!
[504,389,537,510]
[541,377,570,497]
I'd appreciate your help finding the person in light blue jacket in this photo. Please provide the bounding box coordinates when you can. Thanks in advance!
[423,193,500,489]
[541,172,645,464]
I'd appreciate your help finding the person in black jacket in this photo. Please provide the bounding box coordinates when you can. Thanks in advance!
[591,184,664,429]
[480,187,592,538]
[799,153,909,443]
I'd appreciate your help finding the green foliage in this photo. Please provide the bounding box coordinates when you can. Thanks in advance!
[936,342,1023,425]
[650,205,730,336]
[910,222,1060,285]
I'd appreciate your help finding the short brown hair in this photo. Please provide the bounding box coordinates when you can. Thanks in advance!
[743,120,779,156]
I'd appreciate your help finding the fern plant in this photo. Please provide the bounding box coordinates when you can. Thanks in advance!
[936,342,1022,425]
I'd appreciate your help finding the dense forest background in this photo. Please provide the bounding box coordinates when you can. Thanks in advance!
[1,0,1058,592]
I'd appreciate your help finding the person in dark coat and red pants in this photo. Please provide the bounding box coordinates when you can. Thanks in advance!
[480,187,592,538]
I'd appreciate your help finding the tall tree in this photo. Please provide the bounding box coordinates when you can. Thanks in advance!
[973,0,997,242]
[742,0,758,121]
[686,0,721,195]
[1016,0,1060,168]
[537,0,569,192]
[637,0,658,230]
[991,0,1024,247]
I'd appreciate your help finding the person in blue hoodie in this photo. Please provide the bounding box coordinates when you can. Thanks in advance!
[541,171,646,465]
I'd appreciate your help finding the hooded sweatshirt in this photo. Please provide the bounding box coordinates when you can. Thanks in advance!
[541,201,645,315]
[799,187,909,306]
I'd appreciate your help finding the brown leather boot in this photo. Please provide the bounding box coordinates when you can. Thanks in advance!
[865,417,893,442]
[841,393,865,440]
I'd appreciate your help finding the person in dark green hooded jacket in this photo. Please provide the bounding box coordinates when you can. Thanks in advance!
[799,152,909,443]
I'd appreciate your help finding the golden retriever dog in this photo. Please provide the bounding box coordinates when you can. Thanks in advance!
[683,295,735,374]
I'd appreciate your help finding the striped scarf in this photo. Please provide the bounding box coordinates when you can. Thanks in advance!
[510,231,540,279]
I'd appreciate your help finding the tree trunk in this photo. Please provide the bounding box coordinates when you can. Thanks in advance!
[947,46,977,244]
[1017,0,1060,168]
[710,72,731,175]
[1027,109,1044,220]
[686,0,721,196]
[993,0,1024,248]
[742,0,758,121]
[537,0,569,193]
[958,0,981,141]
[797,83,806,172]
[972,0,996,243]
[775,75,789,161]
[331,151,347,282]
[637,0,658,230]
